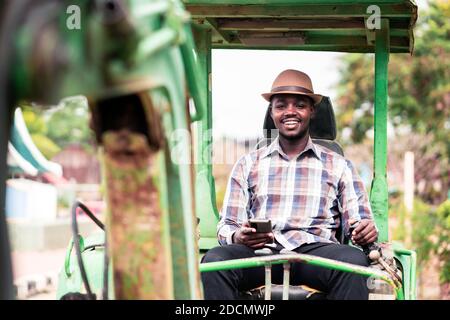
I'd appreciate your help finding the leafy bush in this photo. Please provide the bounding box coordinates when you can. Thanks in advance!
[46,96,92,148]
[391,197,450,284]
[435,200,450,283]
[30,133,61,160]
[391,198,437,263]
[22,108,47,135]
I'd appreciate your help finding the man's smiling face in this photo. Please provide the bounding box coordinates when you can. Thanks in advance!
[270,94,315,141]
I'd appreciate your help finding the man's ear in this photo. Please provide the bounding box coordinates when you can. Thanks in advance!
[310,104,317,119]
[268,104,274,119]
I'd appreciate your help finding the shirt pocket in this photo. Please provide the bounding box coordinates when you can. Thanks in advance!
[248,178,266,213]
[318,176,337,219]
[248,165,281,212]
[322,176,339,217]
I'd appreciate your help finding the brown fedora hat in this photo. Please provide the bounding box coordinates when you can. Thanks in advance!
[262,69,323,105]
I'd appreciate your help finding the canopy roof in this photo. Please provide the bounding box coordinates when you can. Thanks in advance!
[183,0,417,53]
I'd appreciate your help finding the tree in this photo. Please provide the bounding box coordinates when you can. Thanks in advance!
[336,0,450,204]
[20,104,61,159]
[45,96,94,152]
[19,95,94,160]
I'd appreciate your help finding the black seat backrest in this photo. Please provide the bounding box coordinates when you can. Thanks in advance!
[259,96,347,244]
[260,96,344,156]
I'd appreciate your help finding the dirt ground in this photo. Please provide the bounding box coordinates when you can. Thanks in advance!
[12,249,65,300]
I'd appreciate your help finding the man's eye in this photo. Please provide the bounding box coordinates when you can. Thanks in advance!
[275,104,285,109]
[297,104,306,108]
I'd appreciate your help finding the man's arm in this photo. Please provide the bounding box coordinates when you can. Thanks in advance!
[338,159,378,246]
[217,156,250,245]
[217,156,274,248]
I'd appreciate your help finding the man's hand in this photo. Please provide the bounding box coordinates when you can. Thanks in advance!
[233,221,274,249]
[349,219,378,246]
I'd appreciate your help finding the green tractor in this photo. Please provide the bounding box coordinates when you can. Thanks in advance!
[0,0,417,300]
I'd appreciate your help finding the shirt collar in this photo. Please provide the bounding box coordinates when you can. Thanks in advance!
[261,136,321,160]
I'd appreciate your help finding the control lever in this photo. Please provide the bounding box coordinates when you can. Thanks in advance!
[348,221,401,286]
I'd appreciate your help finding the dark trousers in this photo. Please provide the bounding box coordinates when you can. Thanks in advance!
[201,242,370,300]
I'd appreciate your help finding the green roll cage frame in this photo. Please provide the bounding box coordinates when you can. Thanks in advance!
[0,0,417,300]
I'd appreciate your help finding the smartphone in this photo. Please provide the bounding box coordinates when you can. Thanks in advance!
[248,219,272,233]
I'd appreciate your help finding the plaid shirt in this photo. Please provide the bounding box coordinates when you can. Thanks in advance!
[217,136,374,250]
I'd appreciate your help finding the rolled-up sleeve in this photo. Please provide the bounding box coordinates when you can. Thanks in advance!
[338,159,375,237]
[217,156,250,245]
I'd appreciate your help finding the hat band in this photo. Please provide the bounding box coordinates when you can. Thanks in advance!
[271,85,314,94]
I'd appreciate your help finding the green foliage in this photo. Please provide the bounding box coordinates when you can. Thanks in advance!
[391,197,436,263]
[336,0,450,151]
[22,107,47,135]
[46,96,93,149]
[20,104,62,160]
[411,200,440,266]
[391,197,450,284]
[30,133,61,159]
[336,1,450,204]
[435,200,450,283]
[18,96,94,161]
[336,54,374,143]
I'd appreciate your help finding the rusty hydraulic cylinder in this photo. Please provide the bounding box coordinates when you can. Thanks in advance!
[101,123,172,299]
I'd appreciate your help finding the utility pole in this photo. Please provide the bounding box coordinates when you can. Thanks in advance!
[404,151,414,246]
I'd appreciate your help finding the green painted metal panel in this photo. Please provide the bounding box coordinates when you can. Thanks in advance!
[162,85,203,298]
[56,233,113,299]
[393,244,418,300]
[370,18,390,243]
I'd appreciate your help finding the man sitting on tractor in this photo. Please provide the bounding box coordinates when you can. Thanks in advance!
[201,69,378,300]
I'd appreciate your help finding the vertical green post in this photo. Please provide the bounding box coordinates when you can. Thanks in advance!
[370,18,390,243]
[192,25,220,249]
[193,25,213,181]
[181,24,205,123]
